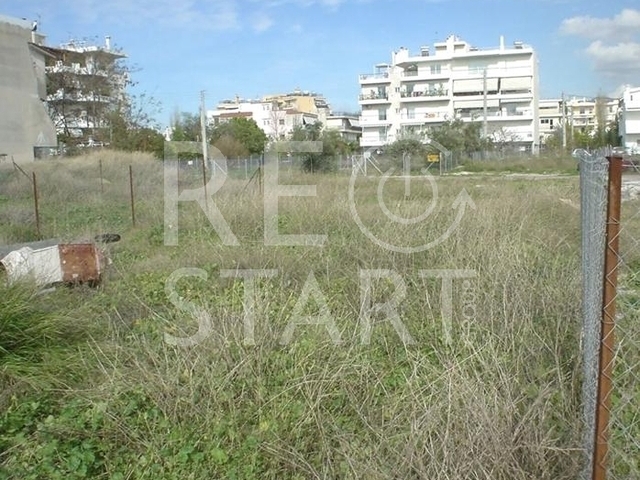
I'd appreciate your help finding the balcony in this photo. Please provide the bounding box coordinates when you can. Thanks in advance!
[359,72,391,84]
[400,89,449,102]
[46,64,110,77]
[359,117,392,127]
[47,91,113,104]
[359,92,390,104]
[455,109,533,121]
[401,69,449,80]
[399,112,447,124]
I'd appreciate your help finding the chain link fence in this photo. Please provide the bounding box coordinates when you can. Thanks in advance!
[579,150,640,480]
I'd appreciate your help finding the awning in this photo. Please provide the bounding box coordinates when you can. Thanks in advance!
[454,99,499,109]
[500,77,531,91]
[452,77,498,94]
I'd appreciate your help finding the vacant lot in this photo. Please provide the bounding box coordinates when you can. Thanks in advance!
[0,151,612,479]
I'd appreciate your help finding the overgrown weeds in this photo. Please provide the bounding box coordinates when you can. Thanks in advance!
[0,151,587,478]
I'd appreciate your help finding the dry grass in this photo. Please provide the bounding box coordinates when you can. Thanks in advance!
[0,151,587,478]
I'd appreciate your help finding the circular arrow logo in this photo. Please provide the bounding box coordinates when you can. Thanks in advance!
[349,149,475,253]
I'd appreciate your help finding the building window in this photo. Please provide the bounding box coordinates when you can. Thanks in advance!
[279,119,285,125]
[378,109,387,121]
[430,64,441,74]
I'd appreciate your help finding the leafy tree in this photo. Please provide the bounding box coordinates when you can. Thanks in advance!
[213,134,249,159]
[170,111,201,142]
[542,126,564,151]
[386,137,428,159]
[291,121,338,173]
[427,119,491,154]
[108,93,164,158]
[210,117,267,155]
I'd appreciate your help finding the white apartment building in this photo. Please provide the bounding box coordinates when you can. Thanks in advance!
[207,98,318,140]
[325,114,361,144]
[358,34,539,152]
[620,86,640,154]
[538,98,563,142]
[565,96,618,133]
[43,37,127,147]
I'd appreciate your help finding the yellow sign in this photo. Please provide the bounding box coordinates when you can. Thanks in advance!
[427,153,440,163]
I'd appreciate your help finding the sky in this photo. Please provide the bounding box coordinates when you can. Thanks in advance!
[2,0,639,128]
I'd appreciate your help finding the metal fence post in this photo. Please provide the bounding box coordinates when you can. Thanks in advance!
[129,165,136,227]
[32,171,40,237]
[592,155,623,480]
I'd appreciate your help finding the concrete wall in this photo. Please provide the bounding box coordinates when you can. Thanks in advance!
[0,15,57,163]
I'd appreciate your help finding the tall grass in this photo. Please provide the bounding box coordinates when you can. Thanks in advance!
[459,153,578,174]
[0,151,587,478]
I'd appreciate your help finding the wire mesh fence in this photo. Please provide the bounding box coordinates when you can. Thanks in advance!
[579,150,640,480]
[607,155,640,479]
[579,149,609,479]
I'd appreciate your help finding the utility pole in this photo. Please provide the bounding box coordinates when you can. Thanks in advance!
[200,90,209,172]
[482,68,488,140]
[562,92,567,150]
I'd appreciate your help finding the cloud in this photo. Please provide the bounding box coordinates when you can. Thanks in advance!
[560,8,640,41]
[560,8,640,86]
[584,41,640,75]
[251,12,274,32]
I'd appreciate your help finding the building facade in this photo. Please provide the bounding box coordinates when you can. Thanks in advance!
[42,37,127,147]
[358,35,539,152]
[620,87,640,154]
[262,89,330,124]
[0,15,57,163]
[537,96,620,147]
[538,98,563,143]
[565,96,618,134]
[207,98,319,141]
[325,114,362,144]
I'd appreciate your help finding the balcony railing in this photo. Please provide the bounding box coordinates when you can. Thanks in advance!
[359,92,389,101]
[400,112,447,121]
[359,72,390,81]
[46,65,109,77]
[455,110,533,120]
[47,91,113,103]
[360,117,391,125]
[402,70,446,78]
[400,89,448,98]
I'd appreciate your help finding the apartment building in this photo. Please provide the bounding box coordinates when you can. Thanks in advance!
[358,34,539,152]
[325,114,361,144]
[207,97,319,140]
[263,89,330,123]
[620,86,640,154]
[538,98,563,142]
[565,96,618,133]
[42,37,127,147]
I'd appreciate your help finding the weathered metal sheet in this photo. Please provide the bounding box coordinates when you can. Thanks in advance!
[59,243,102,284]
